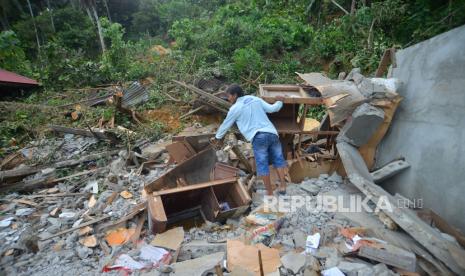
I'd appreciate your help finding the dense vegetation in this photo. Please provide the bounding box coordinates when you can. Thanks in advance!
[1,0,464,148]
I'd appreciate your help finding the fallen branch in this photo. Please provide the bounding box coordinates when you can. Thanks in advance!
[179,106,204,120]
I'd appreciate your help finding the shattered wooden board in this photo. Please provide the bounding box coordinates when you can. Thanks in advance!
[166,141,197,164]
[259,84,322,104]
[227,240,281,275]
[288,159,337,183]
[359,244,416,271]
[296,72,365,126]
[150,227,185,250]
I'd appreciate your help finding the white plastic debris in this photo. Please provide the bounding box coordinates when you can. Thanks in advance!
[111,254,145,270]
[0,217,14,227]
[139,244,169,264]
[306,233,321,254]
[84,180,99,194]
[72,218,83,228]
[322,267,345,276]
[59,211,76,219]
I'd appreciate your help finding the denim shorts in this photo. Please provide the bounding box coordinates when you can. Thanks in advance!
[252,132,287,176]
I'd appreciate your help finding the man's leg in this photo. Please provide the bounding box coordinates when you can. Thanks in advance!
[269,134,288,193]
[252,133,273,196]
[276,167,287,191]
[261,175,273,196]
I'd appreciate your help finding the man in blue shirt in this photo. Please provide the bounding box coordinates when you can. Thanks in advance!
[214,84,287,196]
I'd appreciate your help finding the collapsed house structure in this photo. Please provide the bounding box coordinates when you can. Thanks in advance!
[1,26,465,275]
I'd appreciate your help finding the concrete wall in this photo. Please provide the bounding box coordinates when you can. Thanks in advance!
[377,25,465,231]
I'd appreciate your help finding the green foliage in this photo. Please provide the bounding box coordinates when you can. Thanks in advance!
[131,0,207,37]
[100,18,131,81]
[37,41,100,90]
[12,7,97,57]
[0,30,32,76]
[232,47,263,79]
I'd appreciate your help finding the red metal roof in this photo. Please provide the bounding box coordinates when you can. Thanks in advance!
[0,69,38,86]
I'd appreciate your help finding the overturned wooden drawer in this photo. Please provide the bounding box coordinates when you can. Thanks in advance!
[148,177,251,234]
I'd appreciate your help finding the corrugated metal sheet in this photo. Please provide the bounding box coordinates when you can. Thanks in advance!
[0,69,38,86]
[122,81,149,108]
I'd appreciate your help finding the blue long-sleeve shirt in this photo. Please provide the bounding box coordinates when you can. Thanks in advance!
[215,95,283,141]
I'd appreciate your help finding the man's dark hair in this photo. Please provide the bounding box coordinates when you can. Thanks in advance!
[226,84,244,97]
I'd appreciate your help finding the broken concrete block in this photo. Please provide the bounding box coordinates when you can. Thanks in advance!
[178,240,226,260]
[337,103,385,147]
[293,230,307,249]
[337,261,373,275]
[371,159,410,183]
[300,182,321,196]
[281,251,306,274]
[358,78,401,98]
[171,252,224,275]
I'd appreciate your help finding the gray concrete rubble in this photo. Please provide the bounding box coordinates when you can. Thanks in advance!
[0,60,440,276]
[371,159,410,183]
[337,103,385,147]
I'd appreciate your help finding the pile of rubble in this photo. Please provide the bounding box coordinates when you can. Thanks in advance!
[1,66,465,276]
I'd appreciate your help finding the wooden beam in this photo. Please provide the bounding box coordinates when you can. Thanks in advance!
[49,125,118,142]
[172,80,232,109]
[375,48,396,77]
[40,215,111,241]
[231,145,254,173]
[337,142,465,275]
[0,150,119,181]
[152,177,238,196]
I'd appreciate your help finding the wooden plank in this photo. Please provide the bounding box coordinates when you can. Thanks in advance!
[337,142,465,275]
[166,141,197,164]
[49,125,118,142]
[0,150,119,181]
[172,80,231,108]
[40,215,111,241]
[148,194,167,234]
[231,145,254,173]
[130,210,147,245]
[358,244,416,271]
[1,168,104,193]
[152,178,238,196]
[27,192,87,199]
[375,48,396,77]
[99,202,146,230]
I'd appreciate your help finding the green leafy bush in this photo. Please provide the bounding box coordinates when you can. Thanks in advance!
[0,31,32,76]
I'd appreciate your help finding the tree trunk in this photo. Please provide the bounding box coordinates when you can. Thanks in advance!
[46,0,55,32]
[26,0,40,56]
[367,18,375,50]
[91,5,106,53]
[102,0,112,22]
[350,0,356,15]
[85,7,95,25]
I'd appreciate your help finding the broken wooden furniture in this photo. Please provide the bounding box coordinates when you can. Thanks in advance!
[258,84,339,179]
[145,147,250,233]
[259,84,322,135]
[147,178,250,233]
